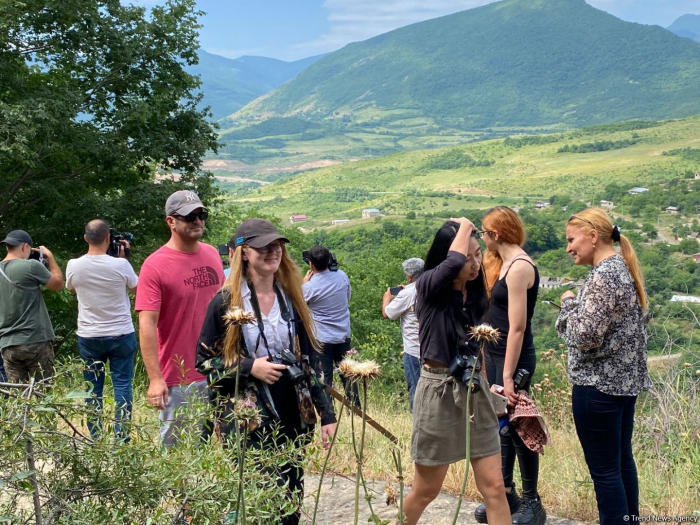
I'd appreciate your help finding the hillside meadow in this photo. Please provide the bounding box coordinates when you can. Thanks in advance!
[227,117,700,227]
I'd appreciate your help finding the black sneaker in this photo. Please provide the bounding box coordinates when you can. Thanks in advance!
[512,497,546,525]
[474,483,522,523]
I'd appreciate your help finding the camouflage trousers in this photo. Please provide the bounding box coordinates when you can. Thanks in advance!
[1,340,54,384]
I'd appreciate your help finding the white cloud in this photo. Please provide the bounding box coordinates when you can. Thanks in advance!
[284,0,495,59]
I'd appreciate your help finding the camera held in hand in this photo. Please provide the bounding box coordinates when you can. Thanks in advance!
[269,348,305,385]
[28,247,48,267]
[302,249,339,271]
[107,228,134,258]
[449,353,482,393]
[513,368,531,391]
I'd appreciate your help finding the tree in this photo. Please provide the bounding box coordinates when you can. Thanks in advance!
[642,223,658,239]
[679,238,699,255]
[0,0,219,248]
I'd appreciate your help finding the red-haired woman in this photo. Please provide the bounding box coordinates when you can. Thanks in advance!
[557,208,649,525]
[477,206,545,525]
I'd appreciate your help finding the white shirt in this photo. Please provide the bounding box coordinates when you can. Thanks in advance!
[384,282,420,358]
[66,255,138,338]
[240,281,292,358]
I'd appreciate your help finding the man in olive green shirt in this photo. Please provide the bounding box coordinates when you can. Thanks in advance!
[0,230,64,383]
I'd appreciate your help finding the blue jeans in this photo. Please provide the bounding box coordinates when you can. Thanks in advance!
[403,353,420,410]
[572,385,639,524]
[78,333,136,442]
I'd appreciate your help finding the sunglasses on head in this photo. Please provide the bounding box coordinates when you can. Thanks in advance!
[568,214,595,227]
[172,210,209,222]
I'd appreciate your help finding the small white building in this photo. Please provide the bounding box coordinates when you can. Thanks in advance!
[600,200,614,210]
[331,219,350,225]
[289,214,307,224]
[628,187,649,195]
[539,276,565,289]
[362,208,380,219]
[670,294,700,304]
[665,206,679,214]
[694,172,700,180]
[534,201,550,210]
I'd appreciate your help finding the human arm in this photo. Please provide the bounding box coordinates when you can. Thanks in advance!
[38,247,63,291]
[383,286,410,320]
[447,217,476,258]
[556,271,616,352]
[502,261,534,405]
[138,310,168,409]
[122,260,138,294]
[298,324,337,430]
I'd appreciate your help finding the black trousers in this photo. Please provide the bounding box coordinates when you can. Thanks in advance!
[318,339,361,408]
[485,350,540,500]
[573,385,639,525]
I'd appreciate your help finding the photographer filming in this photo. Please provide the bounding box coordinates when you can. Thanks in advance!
[302,245,359,407]
[0,230,63,383]
[66,219,138,441]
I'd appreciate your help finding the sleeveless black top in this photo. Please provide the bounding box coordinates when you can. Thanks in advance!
[483,258,539,357]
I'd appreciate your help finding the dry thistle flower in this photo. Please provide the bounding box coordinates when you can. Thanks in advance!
[223,307,256,326]
[469,324,500,344]
[696,370,700,377]
[338,358,381,381]
[384,484,398,507]
[234,396,262,430]
[683,362,692,369]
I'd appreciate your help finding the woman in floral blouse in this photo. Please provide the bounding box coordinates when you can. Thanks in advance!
[556,207,650,525]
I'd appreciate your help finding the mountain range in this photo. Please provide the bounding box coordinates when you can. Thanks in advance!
[668,14,700,42]
[187,51,324,120]
[233,0,700,131]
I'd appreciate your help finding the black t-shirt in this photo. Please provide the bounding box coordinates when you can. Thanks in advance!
[416,251,480,366]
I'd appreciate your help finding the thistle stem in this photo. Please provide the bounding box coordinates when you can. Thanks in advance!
[451,348,481,525]
[311,398,344,525]
[392,448,404,525]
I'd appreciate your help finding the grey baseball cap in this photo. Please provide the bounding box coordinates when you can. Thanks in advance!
[230,219,289,249]
[1,230,33,247]
[165,190,207,217]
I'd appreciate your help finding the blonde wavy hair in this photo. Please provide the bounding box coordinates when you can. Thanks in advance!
[221,244,319,366]
[568,207,647,311]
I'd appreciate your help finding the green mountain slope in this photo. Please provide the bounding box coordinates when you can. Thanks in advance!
[235,0,700,129]
[229,116,700,227]
[668,14,700,42]
[187,51,324,120]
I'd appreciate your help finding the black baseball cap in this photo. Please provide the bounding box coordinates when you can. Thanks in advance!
[230,219,289,249]
[1,230,33,247]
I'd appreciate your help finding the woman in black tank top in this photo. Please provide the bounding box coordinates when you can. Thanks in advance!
[477,206,546,525]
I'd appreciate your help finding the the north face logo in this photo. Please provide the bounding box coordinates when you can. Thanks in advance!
[183,266,220,289]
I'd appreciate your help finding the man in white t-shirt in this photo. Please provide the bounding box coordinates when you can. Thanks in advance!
[382,257,424,410]
[66,219,138,441]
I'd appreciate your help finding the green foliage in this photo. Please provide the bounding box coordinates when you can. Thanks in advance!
[0,0,220,253]
[504,135,562,148]
[0,362,303,523]
[420,149,494,171]
[679,238,699,255]
[224,117,321,140]
[664,147,700,163]
[557,138,637,153]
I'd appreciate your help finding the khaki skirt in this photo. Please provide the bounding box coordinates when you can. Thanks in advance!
[410,366,500,466]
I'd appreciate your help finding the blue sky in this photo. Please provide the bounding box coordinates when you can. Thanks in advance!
[133,0,700,61]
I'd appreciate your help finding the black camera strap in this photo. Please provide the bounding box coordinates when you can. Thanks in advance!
[247,280,295,358]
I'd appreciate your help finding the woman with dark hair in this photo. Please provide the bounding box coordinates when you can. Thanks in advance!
[403,218,509,525]
[476,205,545,525]
[557,208,649,525]
[195,218,336,525]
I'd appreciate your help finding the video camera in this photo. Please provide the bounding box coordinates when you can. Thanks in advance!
[107,229,134,258]
[302,250,339,272]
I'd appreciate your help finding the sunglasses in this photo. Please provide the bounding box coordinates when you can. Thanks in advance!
[250,242,284,254]
[172,210,209,222]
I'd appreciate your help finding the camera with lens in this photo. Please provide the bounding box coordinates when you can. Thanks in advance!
[302,250,338,272]
[107,229,134,258]
[449,353,482,393]
[28,247,48,267]
[269,348,305,385]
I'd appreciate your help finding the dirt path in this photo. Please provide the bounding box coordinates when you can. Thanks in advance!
[303,473,592,524]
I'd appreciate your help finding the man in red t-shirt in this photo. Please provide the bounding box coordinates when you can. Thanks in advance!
[135,190,224,446]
